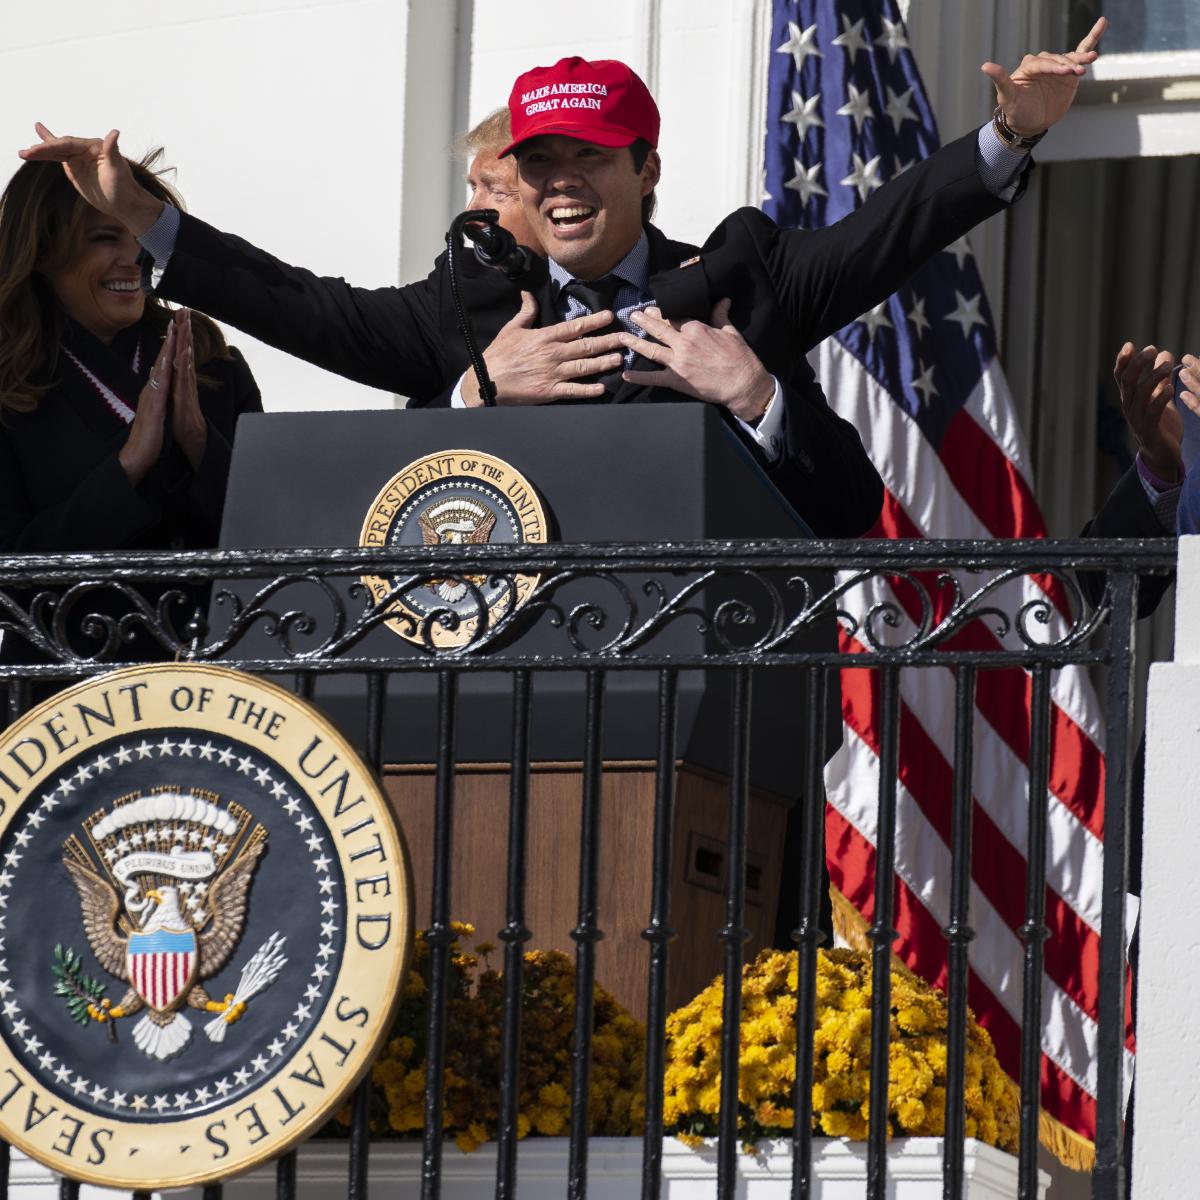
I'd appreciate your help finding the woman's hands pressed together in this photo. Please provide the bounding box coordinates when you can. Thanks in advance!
[171,310,207,470]
[118,319,175,485]
[117,311,205,484]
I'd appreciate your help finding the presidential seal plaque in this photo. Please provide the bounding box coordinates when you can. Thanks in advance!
[360,449,549,647]
[0,665,413,1190]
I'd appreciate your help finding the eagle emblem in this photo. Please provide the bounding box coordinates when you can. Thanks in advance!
[60,789,286,1061]
[418,496,497,602]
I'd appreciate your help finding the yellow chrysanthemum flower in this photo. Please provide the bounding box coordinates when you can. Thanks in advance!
[662,947,1018,1155]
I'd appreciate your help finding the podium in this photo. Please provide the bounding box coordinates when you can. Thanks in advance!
[218,405,839,1017]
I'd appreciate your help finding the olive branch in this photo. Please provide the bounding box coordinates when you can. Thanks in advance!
[51,944,114,1040]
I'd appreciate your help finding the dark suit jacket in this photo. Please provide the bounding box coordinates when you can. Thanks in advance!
[1079,464,1180,899]
[153,128,1020,538]
[0,347,261,554]
[1079,465,1175,618]
[0,330,261,665]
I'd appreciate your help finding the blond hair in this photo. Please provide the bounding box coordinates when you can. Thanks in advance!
[453,108,512,160]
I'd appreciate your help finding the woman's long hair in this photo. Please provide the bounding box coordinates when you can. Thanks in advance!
[0,150,228,414]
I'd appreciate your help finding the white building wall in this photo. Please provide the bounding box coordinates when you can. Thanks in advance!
[0,0,413,411]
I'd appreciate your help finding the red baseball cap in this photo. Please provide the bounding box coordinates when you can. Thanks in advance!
[500,56,660,157]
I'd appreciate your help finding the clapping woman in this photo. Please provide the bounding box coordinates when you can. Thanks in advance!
[0,152,262,664]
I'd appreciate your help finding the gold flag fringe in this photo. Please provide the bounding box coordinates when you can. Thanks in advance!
[828,885,1095,1173]
[1040,1110,1094,1172]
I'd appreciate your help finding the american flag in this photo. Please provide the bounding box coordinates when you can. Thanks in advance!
[762,0,1126,1160]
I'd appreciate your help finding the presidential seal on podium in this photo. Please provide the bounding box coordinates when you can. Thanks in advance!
[0,664,413,1190]
[359,449,549,647]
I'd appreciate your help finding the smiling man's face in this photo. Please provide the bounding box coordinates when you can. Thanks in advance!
[514,135,659,280]
[466,149,543,255]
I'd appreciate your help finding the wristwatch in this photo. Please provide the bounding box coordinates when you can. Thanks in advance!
[992,106,1047,151]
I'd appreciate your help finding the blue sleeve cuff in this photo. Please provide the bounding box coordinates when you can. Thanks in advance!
[976,122,1029,201]
[137,204,181,289]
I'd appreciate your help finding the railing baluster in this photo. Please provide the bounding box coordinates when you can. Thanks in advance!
[1018,664,1053,1199]
[348,671,386,1200]
[717,668,752,1200]
[640,668,679,1200]
[275,1149,297,1200]
[421,670,458,1200]
[495,669,533,1200]
[348,1083,372,1200]
[568,669,606,1200]
[867,666,901,1200]
[6,679,28,723]
[57,1180,78,1200]
[1094,570,1139,1199]
[791,667,828,1200]
[942,665,978,1200]
[202,1184,224,1200]
[0,541,1174,1200]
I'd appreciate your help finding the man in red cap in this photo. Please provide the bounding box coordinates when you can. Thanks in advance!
[20,19,1105,541]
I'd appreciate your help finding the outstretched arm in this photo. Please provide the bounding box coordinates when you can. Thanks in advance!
[757,18,1106,348]
[19,125,449,399]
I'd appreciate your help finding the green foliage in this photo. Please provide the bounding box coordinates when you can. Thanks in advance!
[51,944,107,1027]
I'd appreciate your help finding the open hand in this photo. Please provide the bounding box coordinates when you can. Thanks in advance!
[18,123,164,236]
[171,310,207,470]
[1114,342,1180,482]
[619,299,776,424]
[462,292,626,406]
[1179,355,1200,418]
[118,321,176,485]
[981,16,1106,136]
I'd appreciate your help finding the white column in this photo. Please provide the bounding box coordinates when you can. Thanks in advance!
[1134,535,1198,1194]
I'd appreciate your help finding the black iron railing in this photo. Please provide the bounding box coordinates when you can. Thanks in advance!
[0,538,1176,1200]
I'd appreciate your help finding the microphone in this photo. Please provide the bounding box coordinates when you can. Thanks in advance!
[457,209,536,280]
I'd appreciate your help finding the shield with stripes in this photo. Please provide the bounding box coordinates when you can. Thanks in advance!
[126,928,198,1012]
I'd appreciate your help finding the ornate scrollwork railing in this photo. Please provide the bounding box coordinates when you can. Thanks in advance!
[0,539,1176,676]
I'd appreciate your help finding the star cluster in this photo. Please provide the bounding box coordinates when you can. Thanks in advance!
[764,1,1001,443]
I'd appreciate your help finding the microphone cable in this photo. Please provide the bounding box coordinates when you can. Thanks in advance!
[445,209,537,408]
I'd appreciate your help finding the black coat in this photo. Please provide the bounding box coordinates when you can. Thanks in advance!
[1078,463,1179,900]
[153,128,1019,538]
[0,323,261,554]
[1079,465,1175,618]
[0,320,262,664]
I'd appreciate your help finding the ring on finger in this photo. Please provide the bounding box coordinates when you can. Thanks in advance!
[149,378,161,390]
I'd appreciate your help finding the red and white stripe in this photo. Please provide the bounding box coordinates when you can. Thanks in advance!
[130,950,195,1011]
[815,338,1129,1147]
[63,348,137,424]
